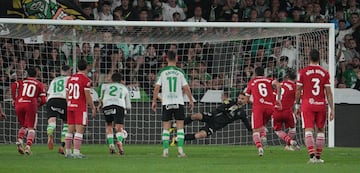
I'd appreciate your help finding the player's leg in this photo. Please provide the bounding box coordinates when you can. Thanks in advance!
[184,112,203,125]
[65,110,75,157]
[314,111,327,163]
[47,117,56,150]
[251,109,264,156]
[260,108,273,147]
[15,106,26,154]
[302,110,317,163]
[161,106,172,157]
[284,110,299,150]
[57,99,68,154]
[106,122,115,154]
[175,105,186,157]
[114,106,125,155]
[72,110,87,158]
[23,107,38,155]
[46,99,57,150]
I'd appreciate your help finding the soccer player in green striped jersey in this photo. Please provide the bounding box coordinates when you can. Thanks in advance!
[152,51,194,158]
[46,65,71,154]
[98,72,131,155]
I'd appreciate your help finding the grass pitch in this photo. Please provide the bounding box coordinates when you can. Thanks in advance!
[0,144,359,173]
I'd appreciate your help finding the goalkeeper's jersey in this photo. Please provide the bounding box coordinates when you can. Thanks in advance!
[99,82,131,109]
[210,101,247,129]
[47,76,70,100]
[155,66,188,105]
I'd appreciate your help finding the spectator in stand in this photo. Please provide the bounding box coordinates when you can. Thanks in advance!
[134,0,151,19]
[124,57,142,86]
[81,43,94,68]
[291,7,305,22]
[345,0,360,21]
[344,38,360,63]
[336,19,360,45]
[353,56,360,72]
[208,0,223,22]
[247,8,259,22]
[198,61,212,88]
[44,48,62,80]
[111,0,122,12]
[280,37,297,68]
[353,71,360,90]
[275,56,290,82]
[277,9,292,22]
[10,58,27,82]
[343,61,358,88]
[117,0,136,21]
[270,42,282,63]
[100,31,118,84]
[331,9,350,30]
[310,3,325,23]
[97,1,113,21]
[255,0,269,18]
[264,56,276,78]
[144,44,160,69]
[292,0,305,16]
[303,3,313,23]
[28,47,46,69]
[230,12,241,22]
[157,0,186,21]
[81,2,95,19]
[187,6,207,32]
[66,44,82,67]
[239,0,253,21]
[262,8,272,22]
[90,44,101,87]
[185,0,211,21]
[270,0,281,21]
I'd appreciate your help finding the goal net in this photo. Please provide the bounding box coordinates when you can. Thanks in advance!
[0,19,335,147]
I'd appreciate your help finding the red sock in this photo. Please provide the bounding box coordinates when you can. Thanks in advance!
[260,127,266,138]
[73,133,83,154]
[17,127,27,141]
[26,130,35,146]
[316,133,325,158]
[275,130,292,145]
[253,132,262,148]
[288,128,296,139]
[305,131,315,156]
[65,133,73,153]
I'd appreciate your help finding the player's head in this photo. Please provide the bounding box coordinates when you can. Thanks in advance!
[254,66,265,76]
[286,69,297,81]
[167,51,177,63]
[77,59,88,71]
[111,72,123,83]
[27,67,37,78]
[237,92,247,105]
[309,49,320,63]
[61,65,71,76]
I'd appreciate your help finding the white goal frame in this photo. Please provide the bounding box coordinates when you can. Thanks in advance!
[0,18,335,147]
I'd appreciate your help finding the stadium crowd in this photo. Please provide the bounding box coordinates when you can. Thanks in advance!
[1,0,360,102]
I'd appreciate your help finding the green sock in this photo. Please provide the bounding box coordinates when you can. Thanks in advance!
[162,130,170,149]
[116,132,124,143]
[47,123,56,136]
[61,124,68,143]
[107,134,114,147]
[177,129,185,147]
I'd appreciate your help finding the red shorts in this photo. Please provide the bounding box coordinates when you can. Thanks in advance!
[15,104,38,129]
[251,106,273,129]
[272,109,296,131]
[301,109,327,129]
[67,109,88,125]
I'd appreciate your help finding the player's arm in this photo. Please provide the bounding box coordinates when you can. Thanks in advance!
[151,84,161,112]
[0,104,6,120]
[325,86,335,121]
[272,80,282,110]
[10,81,19,105]
[125,89,132,111]
[183,84,194,111]
[84,88,96,118]
[96,85,104,111]
[239,109,252,132]
[294,84,303,118]
[38,84,47,107]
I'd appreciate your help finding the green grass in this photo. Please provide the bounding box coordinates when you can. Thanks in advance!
[0,144,360,173]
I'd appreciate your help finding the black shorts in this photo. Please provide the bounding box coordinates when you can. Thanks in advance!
[46,98,67,121]
[102,105,125,124]
[162,104,185,121]
[199,112,222,136]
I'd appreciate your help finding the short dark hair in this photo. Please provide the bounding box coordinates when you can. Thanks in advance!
[309,49,320,62]
[286,69,297,80]
[167,51,177,61]
[280,56,289,61]
[27,67,37,77]
[61,65,71,72]
[77,59,88,71]
[111,72,123,82]
[255,66,265,76]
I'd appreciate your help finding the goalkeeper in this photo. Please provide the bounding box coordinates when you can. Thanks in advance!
[183,92,252,141]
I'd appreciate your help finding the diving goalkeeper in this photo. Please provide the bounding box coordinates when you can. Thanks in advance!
[183,92,252,141]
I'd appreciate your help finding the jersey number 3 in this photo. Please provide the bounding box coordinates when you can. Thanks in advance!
[311,78,320,96]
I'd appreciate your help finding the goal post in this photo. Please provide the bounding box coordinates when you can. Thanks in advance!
[0,18,335,147]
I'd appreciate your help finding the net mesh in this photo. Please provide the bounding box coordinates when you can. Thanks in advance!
[0,20,331,146]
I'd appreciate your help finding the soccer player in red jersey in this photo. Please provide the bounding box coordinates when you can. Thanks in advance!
[273,69,300,151]
[65,59,96,158]
[295,49,335,164]
[245,67,281,156]
[11,67,46,155]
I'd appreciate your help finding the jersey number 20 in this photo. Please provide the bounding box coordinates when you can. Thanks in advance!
[68,83,80,99]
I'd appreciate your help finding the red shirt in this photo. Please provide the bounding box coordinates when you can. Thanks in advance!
[66,73,91,111]
[245,76,276,108]
[11,78,46,106]
[298,65,330,111]
[278,80,296,110]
